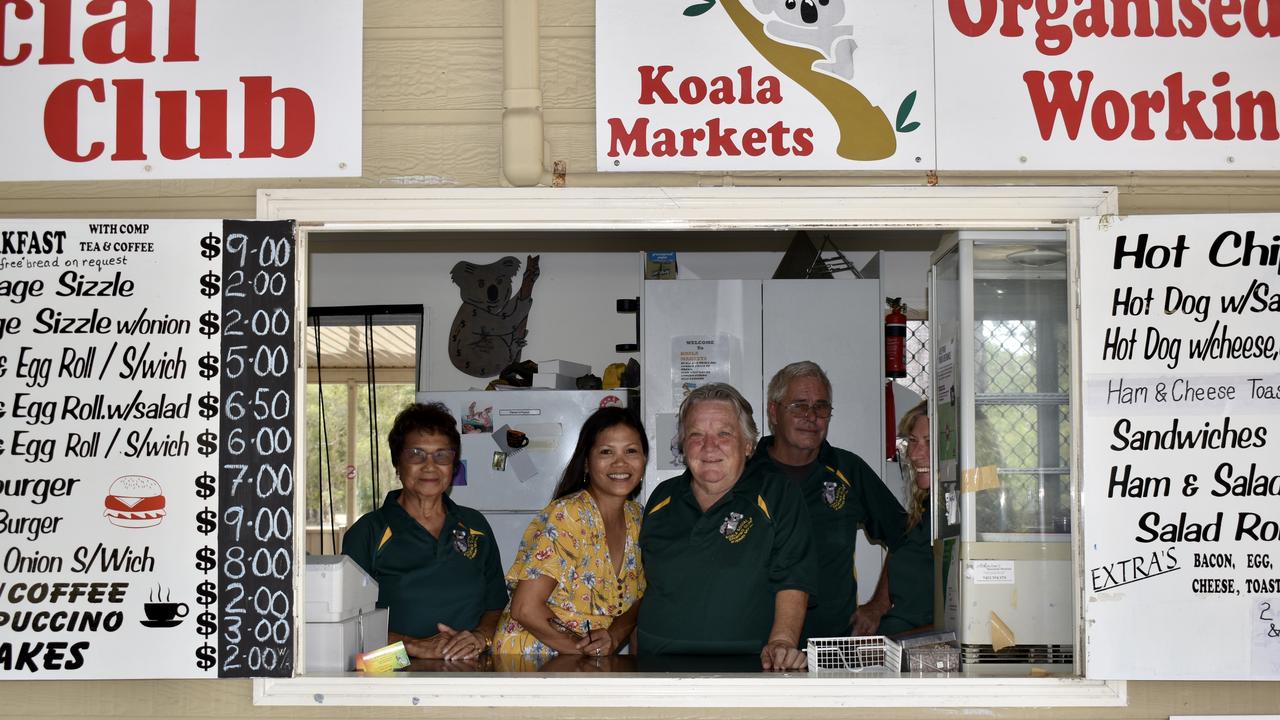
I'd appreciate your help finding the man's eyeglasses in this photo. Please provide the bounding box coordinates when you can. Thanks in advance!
[783,401,833,419]
[401,447,458,466]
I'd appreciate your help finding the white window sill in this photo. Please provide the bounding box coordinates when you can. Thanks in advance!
[254,674,1126,708]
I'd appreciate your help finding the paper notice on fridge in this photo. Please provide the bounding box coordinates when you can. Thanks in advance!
[671,335,730,405]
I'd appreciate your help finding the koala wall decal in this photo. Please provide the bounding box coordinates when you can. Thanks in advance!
[751,0,856,82]
[447,255,541,377]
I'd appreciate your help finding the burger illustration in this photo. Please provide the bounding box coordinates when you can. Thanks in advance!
[104,475,166,528]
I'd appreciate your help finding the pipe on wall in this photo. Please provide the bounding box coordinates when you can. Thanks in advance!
[501,0,550,187]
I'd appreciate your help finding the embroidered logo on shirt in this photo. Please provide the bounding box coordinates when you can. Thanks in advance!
[822,480,848,510]
[451,527,479,559]
[719,511,753,543]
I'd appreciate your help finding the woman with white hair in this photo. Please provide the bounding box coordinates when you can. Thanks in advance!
[637,383,817,670]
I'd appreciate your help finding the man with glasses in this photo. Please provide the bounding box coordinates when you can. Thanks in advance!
[749,361,906,640]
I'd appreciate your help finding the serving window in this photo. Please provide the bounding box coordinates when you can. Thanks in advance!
[263,186,1129,709]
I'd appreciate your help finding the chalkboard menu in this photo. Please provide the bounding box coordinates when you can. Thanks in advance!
[1081,214,1280,680]
[0,220,296,679]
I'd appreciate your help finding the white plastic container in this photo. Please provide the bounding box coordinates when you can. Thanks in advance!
[359,608,389,652]
[305,615,362,672]
[305,555,378,622]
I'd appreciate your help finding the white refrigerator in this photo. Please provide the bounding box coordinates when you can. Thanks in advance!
[416,389,633,568]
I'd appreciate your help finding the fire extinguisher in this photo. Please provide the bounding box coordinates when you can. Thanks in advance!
[885,297,907,379]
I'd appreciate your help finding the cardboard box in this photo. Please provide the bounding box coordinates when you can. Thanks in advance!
[530,372,577,389]
[537,359,590,377]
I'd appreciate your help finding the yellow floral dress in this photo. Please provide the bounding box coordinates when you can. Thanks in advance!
[493,489,645,655]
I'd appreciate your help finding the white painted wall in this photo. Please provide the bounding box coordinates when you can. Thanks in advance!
[308,251,642,390]
[308,248,933,392]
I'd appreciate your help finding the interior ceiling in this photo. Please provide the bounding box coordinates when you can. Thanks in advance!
[304,324,418,370]
[308,229,948,254]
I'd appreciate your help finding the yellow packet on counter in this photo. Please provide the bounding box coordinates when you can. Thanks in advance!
[356,641,410,673]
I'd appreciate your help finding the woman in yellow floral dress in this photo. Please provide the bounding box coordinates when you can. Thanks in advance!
[493,406,646,656]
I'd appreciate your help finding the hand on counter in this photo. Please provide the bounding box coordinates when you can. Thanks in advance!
[760,640,807,672]
[392,623,487,661]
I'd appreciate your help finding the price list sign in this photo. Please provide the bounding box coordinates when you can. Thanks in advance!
[1081,214,1280,680]
[0,220,296,679]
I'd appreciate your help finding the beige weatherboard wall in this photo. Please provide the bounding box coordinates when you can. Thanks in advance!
[2,2,1280,720]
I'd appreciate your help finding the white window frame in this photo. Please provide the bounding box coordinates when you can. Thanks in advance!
[260,186,1124,709]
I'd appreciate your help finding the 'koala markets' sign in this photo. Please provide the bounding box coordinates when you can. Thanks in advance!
[0,0,362,181]
[596,0,1280,172]
[595,0,935,171]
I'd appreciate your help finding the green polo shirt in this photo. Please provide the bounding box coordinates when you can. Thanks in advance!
[878,510,933,637]
[750,437,907,640]
[637,463,817,655]
[342,490,508,638]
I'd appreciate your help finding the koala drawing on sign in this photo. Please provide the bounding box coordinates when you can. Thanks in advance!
[448,255,541,377]
[752,0,856,82]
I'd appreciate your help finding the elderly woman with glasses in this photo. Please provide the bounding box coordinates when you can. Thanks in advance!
[342,402,507,660]
[638,383,818,671]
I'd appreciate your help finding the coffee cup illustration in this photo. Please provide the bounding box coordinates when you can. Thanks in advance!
[144,601,189,622]
[140,586,189,628]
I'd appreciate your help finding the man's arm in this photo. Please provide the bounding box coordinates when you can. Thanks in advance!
[853,556,891,635]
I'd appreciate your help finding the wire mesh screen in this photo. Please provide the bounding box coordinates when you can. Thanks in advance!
[973,319,1071,535]
[903,320,930,399]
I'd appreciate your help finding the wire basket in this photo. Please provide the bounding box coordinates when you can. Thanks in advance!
[806,635,901,673]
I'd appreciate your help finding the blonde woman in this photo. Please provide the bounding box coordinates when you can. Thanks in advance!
[853,400,933,636]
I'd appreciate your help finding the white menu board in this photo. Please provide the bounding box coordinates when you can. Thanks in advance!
[0,220,297,679]
[1080,214,1280,680]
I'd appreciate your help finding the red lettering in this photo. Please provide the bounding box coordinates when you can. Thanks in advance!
[1129,90,1166,140]
[1023,69,1092,140]
[999,0,1032,38]
[1236,91,1280,140]
[679,76,706,104]
[736,66,753,104]
[1111,0,1157,37]
[637,66,676,104]
[1212,71,1236,139]
[84,0,156,64]
[0,0,33,66]
[652,127,679,157]
[158,89,231,158]
[792,127,814,156]
[43,77,105,161]
[1033,0,1073,55]
[1179,0,1207,35]
[1091,89,1129,140]
[607,117,650,157]
[112,77,144,159]
[240,76,314,159]
[163,0,198,61]
[1164,72,1212,140]
[39,0,71,63]
[949,0,996,36]
[742,127,766,156]
[1244,0,1280,35]
[678,126,705,156]
[767,120,789,156]
[1209,0,1242,36]
[704,118,740,156]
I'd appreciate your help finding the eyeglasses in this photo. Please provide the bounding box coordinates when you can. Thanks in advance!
[782,401,833,419]
[401,447,458,466]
